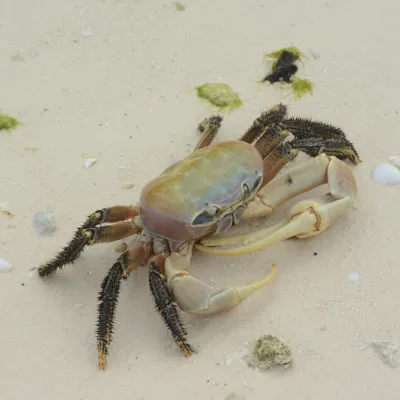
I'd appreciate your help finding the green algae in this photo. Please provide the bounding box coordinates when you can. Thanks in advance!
[175,2,185,11]
[290,76,315,99]
[264,46,308,64]
[195,83,243,112]
[0,110,21,132]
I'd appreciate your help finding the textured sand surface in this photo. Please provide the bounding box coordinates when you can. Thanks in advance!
[1,1,400,399]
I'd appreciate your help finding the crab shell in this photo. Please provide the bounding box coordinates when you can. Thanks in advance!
[139,141,264,243]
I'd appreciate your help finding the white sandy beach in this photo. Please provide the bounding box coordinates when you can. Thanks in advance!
[1,0,400,399]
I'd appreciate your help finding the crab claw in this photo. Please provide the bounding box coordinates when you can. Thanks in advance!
[241,153,358,219]
[164,244,277,317]
[195,155,358,256]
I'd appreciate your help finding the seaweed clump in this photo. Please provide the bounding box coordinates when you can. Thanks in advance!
[195,83,243,112]
[0,110,21,132]
[262,46,314,100]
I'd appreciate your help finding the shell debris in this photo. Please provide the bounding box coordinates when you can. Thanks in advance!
[83,158,97,169]
[0,258,12,273]
[371,163,400,185]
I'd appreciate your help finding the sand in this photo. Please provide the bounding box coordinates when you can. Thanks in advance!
[1,0,400,399]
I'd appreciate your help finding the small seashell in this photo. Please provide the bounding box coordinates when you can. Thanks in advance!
[371,163,400,185]
[83,158,97,169]
[121,183,135,190]
[388,155,400,169]
[0,258,12,272]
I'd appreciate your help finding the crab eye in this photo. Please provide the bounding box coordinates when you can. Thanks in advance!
[192,210,216,226]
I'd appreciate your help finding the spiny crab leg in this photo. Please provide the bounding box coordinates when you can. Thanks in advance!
[195,155,357,256]
[164,242,277,317]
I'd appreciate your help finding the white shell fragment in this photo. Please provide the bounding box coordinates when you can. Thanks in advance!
[389,155,400,169]
[33,211,56,236]
[81,28,93,38]
[0,258,12,273]
[83,158,97,169]
[371,163,400,185]
[349,271,359,281]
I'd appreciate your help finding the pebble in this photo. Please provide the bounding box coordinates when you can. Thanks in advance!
[371,163,400,185]
[0,258,12,273]
[33,211,56,235]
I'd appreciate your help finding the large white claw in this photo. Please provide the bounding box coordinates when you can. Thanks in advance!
[195,155,358,256]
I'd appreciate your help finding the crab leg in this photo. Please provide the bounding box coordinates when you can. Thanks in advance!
[148,239,195,357]
[194,115,223,150]
[164,243,277,317]
[97,235,152,370]
[38,205,140,277]
[195,155,357,256]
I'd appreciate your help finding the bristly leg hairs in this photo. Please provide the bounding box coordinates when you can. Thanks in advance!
[38,205,139,277]
[148,256,195,357]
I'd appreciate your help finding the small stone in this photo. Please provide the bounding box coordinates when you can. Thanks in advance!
[33,211,56,236]
[247,334,292,371]
[0,258,12,273]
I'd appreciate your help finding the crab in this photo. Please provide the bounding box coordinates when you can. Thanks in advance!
[37,104,360,370]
